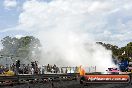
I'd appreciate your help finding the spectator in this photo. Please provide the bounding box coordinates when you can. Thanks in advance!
[42,65,45,74]
[31,68,34,74]
[53,64,56,73]
[27,64,31,74]
[11,63,15,72]
[61,67,63,73]
[34,61,38,74]
[16,60,20,75]
[47,64,51,72]
[65,67,68,73]
[31,62,35,69]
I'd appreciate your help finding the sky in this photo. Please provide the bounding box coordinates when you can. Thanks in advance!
[0,0,132,48]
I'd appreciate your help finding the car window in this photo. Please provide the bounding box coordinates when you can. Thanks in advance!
[108,68,112,71]
[113,68,117,70]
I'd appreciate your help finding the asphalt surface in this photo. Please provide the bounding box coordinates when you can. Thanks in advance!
[0,80,132,88]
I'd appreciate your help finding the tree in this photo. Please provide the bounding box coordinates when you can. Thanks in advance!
[97,42,132,61]
[0,36,41,64]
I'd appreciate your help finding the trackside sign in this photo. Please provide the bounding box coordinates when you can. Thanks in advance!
[84,75,130,83]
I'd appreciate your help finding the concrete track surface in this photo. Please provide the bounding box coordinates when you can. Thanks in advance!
[0,80,132,88]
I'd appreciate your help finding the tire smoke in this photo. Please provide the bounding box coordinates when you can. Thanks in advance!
[18,0,117,72]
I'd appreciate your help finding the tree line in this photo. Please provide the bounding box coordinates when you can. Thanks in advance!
[97,42,132,61]
[0,36,132,64]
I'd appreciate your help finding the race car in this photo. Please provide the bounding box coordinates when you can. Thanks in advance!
[106,68,120,74]
[128,66,132,72]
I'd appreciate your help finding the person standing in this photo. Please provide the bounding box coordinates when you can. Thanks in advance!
[16,60,20,75]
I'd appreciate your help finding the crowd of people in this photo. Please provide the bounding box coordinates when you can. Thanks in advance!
[0,60,81,75]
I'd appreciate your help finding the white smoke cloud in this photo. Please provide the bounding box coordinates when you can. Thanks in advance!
[3,0,17,10]
[16,0,119,72]
[17,0,132,46]
[2,0,131,72]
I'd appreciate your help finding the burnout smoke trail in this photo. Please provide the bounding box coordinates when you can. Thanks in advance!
[17,0,117,72]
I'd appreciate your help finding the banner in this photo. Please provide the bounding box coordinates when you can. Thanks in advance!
[84,75,130,83]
